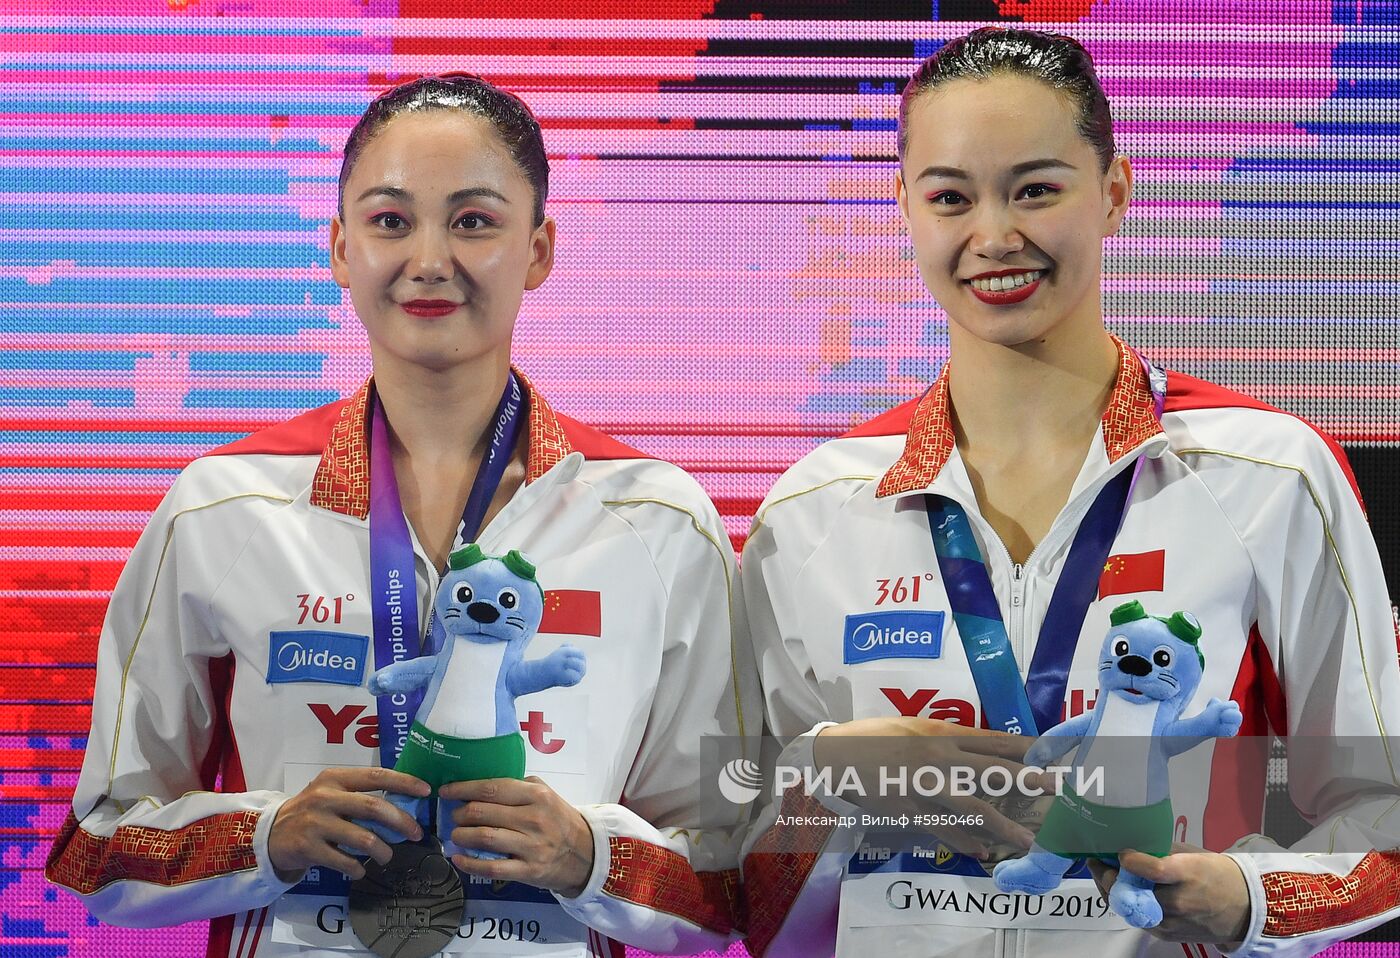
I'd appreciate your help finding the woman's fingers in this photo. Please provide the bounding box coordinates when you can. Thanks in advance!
[271,810,374,878]
[440,776,539,805]
[903,793,1035,854]
[450,825,530,859]
[438,777,595,896]
[320,765,431,797]
[293,786,423,847]
[945,793,1036,849]
[340,790,425,843]
[943,726,1037,759]
[270,766,430,879]
[451,852,530,882]
[318,817,395,872]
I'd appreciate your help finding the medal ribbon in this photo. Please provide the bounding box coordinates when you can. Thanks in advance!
[926,353,1166,738]
[929,469,1133,739]
[367,371,525,769]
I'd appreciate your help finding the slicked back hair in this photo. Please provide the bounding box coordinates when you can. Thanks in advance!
[338,73,549,226]
[898,27,1116,172]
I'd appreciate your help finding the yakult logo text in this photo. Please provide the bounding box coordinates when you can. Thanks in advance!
[843,611,945,664]
[267,631,367,687]
[311,703,566,754]
[879,687,1099,726]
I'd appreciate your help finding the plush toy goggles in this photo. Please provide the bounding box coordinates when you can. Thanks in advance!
[447,543,540,585]
[1109,599,1204,667]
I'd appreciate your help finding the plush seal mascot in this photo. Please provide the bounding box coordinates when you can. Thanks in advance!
[991,600,1242,927]
[366,544,587,854]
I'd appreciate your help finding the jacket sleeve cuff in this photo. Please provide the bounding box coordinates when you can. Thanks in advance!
[552,803,611,907]
[788,723,865,818]
[253,794,307,897]
[550,803,740,954]
[1219,851,1268,956]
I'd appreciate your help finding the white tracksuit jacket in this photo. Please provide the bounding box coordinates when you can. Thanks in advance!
[738,340,1400,958]
[47,372,758,958]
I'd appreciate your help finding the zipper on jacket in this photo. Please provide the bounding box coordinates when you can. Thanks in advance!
[1009,561,1029,668]
[420,561,440,655]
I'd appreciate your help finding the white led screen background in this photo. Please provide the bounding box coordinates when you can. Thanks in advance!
[1,2,1397,955]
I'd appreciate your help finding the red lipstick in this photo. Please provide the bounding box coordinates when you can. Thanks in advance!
[401,300,459,317]
[966,269,1046,306]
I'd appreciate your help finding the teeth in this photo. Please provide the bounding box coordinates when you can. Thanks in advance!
[970,270,1043,293]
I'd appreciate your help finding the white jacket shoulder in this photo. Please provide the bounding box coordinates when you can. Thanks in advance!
[1164,401,1351,479]
[755,431,902,531]
[167,451,316,511]
[578,455,720,525]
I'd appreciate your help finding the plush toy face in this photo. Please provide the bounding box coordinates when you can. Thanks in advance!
[436,554,544,645]
[1098,614,1204,706]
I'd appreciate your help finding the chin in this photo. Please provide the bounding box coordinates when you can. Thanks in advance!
[373,330,512,374]
[946,315,1056,351]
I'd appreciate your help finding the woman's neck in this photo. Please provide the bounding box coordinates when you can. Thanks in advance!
[372,352,512,468]
[947,327,1120,460]
[370,349,525,569]
[944,327,1120,564]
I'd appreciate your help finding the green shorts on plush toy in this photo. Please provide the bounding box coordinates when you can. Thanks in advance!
[395,723,526,794]
[1034,783,1173,865]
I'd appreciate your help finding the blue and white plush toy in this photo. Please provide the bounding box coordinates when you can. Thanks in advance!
[365,544,586,854]
[991,600,1241,927]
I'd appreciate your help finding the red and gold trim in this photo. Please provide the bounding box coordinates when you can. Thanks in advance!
[1101,341,1163,464]
[875,372,955,498]
[308,371,578,517]
[876,336,1163,498]
[601,837,741,934]
[45,808,260,896]
[1260,850,1400,938]
[516,369,574,484]
[742,788,837,956]
[310,381,372,517]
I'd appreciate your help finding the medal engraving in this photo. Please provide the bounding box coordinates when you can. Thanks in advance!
[349,838,464,958]
[983,792,1052,870]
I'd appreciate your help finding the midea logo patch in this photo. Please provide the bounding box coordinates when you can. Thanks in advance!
[843,611,945,664]
[267,630,368,686]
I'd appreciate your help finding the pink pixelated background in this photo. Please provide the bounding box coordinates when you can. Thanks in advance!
[2,0,1397,955]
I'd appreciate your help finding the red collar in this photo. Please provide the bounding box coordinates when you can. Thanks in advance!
[310,369,577,518]
[875,337,1164,498]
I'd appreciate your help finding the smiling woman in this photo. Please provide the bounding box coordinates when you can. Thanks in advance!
[46,73,756,958]
[897,82,1126,343]
[738,27,1400,958]
[331,105,553,390]
[328,87,559,570]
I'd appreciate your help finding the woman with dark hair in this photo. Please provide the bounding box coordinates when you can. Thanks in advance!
[739,27,1400,958]
[48,74,755,958]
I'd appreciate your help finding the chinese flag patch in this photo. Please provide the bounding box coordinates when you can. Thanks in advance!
[539,590,602,637]
[1098,551,1166,600]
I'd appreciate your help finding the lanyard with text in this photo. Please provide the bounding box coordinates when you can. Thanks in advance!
[926,354,1166,739]
[367,371,526,770]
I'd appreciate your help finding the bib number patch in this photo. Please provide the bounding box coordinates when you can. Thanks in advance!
[273,874,589,955]
[840,869,1128,931]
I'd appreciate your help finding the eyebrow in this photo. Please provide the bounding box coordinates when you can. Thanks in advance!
[914,158,1077,181]
[355,186,512,205]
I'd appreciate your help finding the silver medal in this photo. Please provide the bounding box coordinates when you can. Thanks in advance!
[349,838,465,958]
